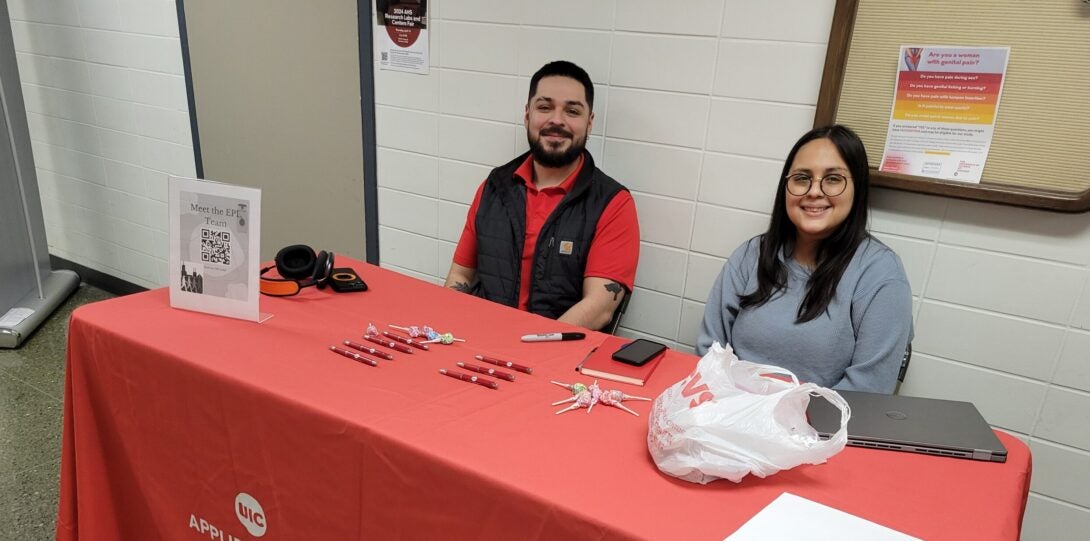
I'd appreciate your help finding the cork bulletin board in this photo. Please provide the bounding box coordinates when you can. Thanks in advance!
[815,0,1090,211]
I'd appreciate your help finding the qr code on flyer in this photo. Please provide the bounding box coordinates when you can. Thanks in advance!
[200,228,231,265]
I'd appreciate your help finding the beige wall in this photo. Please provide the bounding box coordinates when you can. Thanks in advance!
[185,0,365,261]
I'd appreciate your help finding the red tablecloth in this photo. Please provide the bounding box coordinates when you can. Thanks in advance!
[57,261,1030,540]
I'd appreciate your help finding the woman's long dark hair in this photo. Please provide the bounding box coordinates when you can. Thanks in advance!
[739,125,871,323]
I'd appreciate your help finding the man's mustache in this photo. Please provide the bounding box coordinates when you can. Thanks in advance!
[539,127,572,138]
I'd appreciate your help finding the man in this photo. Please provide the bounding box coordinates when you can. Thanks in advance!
[444,61,640,331]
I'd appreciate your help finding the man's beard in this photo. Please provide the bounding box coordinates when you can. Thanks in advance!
[528,127,585,168]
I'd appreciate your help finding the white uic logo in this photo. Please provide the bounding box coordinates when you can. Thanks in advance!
[235,492,267,537]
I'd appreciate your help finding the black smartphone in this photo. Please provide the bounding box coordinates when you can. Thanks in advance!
[611,339,667,367]
[328,267,368,292]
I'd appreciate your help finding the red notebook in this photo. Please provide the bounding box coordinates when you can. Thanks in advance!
[575,336,667,387]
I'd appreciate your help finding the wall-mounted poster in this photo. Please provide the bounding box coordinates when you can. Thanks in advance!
[377,0,428,74]
[879,46,1010,184]
[168,177,261,321]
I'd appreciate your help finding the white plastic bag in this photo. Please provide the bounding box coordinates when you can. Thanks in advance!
[647,342,850,484]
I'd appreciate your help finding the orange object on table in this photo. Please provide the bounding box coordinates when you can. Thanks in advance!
[56,260,1031,540]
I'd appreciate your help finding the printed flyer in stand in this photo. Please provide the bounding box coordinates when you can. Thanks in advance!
[168,177,261,321]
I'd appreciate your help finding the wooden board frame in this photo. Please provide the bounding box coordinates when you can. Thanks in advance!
[814,0,1090,212]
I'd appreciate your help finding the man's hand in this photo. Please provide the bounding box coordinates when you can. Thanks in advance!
[444,262,477,294]
[557,277,626,331]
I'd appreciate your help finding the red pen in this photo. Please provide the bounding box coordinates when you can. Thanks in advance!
[382,331,430,350]
[439,369,498,390]
[329,345,378,367]
[343,340,395,360]
[365,335,414,354]
[475,354,533,375]
[457,362,515,382]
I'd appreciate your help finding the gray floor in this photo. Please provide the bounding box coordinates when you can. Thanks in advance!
[0,284,114,539]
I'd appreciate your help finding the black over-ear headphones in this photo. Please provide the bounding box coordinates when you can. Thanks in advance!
[259,245,334,296]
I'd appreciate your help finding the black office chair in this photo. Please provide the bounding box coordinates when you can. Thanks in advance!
[603,291,631,335]
[895,343,912,394]
[898,343,912,382]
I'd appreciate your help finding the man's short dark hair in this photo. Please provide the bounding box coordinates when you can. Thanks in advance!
[528,61,594,110]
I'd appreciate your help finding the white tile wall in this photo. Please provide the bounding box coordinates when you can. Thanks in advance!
[1072,274,1090,331]
[1055,331,1090,393]
[706,98,815,159]
[630,193,693,250]
[374,68,439,111]
[370,3,1090,535]
[634,243,687,297]
[622,287,682,339]
[438,70,520,123]
[12,0,194,289]
[870,233,932,297]
[376,148,439,198]
[899,354,1048,434]
[440,0,520,25]
[913,301,1062,380]
[438,21,518,74]
[615,0,724,36]
[869,189,947,240]
[7,0,81,26]
[1029,440,1090,508]
[697,152,779,212]
[522,1,615,31]
[1034,387,1090,450]
[604,88,709,148]
[437,159,489,204]
[516,28,612,81]
[714,40,827,104]
[940,200,1090,266]
[437,201,468,244]
[16,52,93,93]
[926,246,1081,324]
[602,139,701,200]
[721,0,836,43]
[437,116,513,165]
[377,188,438,238]
[677,299,706,347]
[690,204,767,258]
[610,34,717,94]
[379,226,438,277]
[684,253,726,302]
[22,84,96,123]
[375,106,438,155]
[1023,495,1090,541]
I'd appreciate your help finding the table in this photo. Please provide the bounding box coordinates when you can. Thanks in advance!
[57,261,1031,540]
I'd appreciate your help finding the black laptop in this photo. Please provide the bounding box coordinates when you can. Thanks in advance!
[807,390,1008,462]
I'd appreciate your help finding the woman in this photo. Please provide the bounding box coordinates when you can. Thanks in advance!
[696,125,912,393]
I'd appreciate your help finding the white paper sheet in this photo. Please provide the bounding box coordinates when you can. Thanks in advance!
[726,492,920,541]
[168,176,261,322]
[0,307,33,327]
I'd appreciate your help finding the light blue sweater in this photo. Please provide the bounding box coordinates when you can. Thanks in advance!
[696,235,913,394]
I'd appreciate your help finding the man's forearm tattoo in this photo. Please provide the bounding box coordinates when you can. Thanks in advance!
[450,281,472,293]
[604,281,623,301]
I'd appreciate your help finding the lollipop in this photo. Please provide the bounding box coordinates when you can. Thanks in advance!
[599,389,640,416]
[422,332,465,345]
[550,381,587,396]
[365,322,380,337]
[389,324,424,338]
[585,380,603,414]
[554,389,595,414]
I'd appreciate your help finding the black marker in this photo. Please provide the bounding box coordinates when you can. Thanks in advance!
[521,332,586,342]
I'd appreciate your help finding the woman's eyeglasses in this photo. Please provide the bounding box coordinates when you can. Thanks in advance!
[785,173,849,197]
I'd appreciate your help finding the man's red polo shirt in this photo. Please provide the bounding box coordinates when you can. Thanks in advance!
[453,155,639,312]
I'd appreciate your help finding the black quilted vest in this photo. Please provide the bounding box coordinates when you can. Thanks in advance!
[474,151,626,319]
